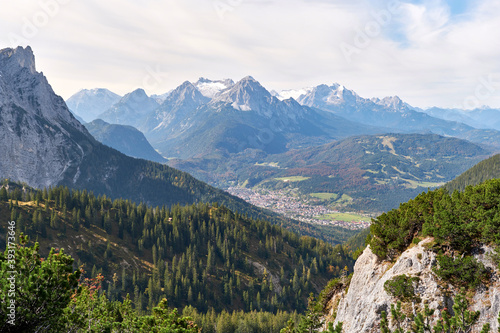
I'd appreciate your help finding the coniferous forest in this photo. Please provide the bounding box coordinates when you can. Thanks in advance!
[0,181,354,332]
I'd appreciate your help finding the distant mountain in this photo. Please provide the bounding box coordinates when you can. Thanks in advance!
[171,133,490,213]
[292,84,500,148]
[150,91,172,103]
[445,153,500,193]
[0,46,299,224]
[140,81,210,141]
[194,77,234,98]
[84,119,166,163]
[98,88,159,127]
[423,106,500,131]
[66,88,121,123]
[145,76,384,159]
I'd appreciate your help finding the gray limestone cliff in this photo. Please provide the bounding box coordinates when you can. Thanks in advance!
[326,238,500,332]
[0,46,95,189]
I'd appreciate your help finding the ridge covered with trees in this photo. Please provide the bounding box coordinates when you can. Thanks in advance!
[444,153,500,193]
[0,182,354,322]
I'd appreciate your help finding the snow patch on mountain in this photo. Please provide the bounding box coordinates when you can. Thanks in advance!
[194,77,234,98]
[276,87,313,101]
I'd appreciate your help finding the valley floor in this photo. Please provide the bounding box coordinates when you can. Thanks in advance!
[227,187,371,230]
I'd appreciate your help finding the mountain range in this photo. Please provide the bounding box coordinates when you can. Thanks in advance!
[62,70,500,215]
[67,75,500,162]
[0,46,297,226]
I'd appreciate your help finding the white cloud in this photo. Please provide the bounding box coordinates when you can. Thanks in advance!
[0,0,498,108]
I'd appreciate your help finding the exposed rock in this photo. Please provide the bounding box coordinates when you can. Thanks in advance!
[329,238,499,332]
[0,46,95,189]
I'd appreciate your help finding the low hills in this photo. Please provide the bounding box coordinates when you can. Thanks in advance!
[172,133,491,213]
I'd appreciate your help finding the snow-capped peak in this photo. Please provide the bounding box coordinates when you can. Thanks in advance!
[194,77,235,98]
[210,76,274,112]
[371,96,412,112]
[276,87,313,101]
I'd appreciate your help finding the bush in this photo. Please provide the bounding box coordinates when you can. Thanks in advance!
[384,274,420,302]
[433,254,490,289]
[369,189,444,260]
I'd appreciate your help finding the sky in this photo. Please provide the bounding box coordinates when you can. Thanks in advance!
[0,0,499,109]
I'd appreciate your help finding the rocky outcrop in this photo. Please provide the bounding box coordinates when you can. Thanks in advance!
[0,46,95,189]
[328,238,500,332]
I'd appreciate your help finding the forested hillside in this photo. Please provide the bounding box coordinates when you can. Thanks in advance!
[0,183,353,317]
[445,153,500,193]
[370,178,500,270]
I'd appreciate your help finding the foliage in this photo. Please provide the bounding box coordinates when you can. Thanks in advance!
[343,228,370,259]
[0,239,201,332]
[279,294,344,333]
[445,154,500,193]
[0,183,354,315]
[370,179,500,260]
[433,254,490,290]
[370,189,443,260]
[384,275,420,302]
[325,321,343,333]
[0,234,80,333]
[379,292,492,333]
[182,307,298,333]
[316,278,343,313]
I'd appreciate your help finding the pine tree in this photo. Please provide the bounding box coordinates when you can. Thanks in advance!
[0,187,8,201]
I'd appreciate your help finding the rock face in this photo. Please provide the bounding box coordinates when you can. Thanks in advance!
[330,238,500,332]
[0,46,95,189]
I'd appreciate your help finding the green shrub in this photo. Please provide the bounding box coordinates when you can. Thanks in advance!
[384,274,420,302]
[370,179,500,260]
[433,254,490,289]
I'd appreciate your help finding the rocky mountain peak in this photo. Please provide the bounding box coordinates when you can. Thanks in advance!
[371,96,406,111]
[211,76,273,112]
[66,88,121,122]
[194,77,235,98]
[122,88,149,102]
[0,46,93,189]
[0,46,36,77]
[164,81,208,106]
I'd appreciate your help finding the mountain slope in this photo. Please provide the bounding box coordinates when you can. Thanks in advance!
[98,88,159,127]
[295,84,500,148]
[0,46,302,226]
[84,119,166,163]
[445,153,500,192]
[171,133,490,213]
[0,46,91,189]
[66,88,121,123]
[0,183,354,315]
[145,77,384,159]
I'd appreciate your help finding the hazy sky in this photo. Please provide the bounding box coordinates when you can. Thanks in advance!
[1,0,499,109]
